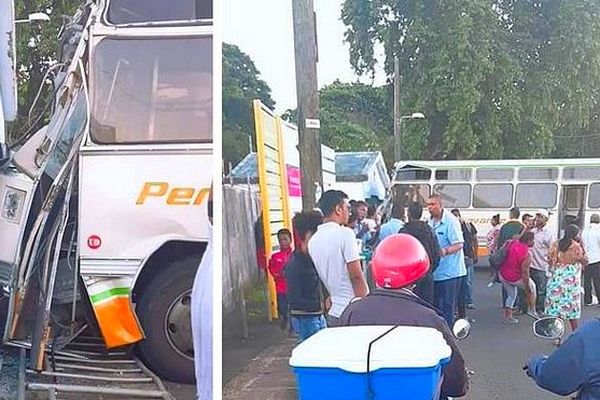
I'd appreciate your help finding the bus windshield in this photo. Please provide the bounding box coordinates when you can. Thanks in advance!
[107,0,212,24]
[90,36,212,144]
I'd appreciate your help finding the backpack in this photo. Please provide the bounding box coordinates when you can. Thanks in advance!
[489,240,512,271]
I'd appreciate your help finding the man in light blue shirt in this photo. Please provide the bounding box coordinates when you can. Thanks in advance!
[427,194,466,326]
[379,198,405,241]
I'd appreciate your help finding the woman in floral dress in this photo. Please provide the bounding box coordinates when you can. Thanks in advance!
[545,224,588,332]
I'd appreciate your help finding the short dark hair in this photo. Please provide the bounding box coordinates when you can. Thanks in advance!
[407,202,423,220]
[318,190,348,217]
[293,211,323,238]
[510,207,520,219]
[428,193,443,204]
[521,213,533,222]
[348,213,357,224]
[451,208,461,217]
[277,228,292,239]
[391,197,405,219]
[367,204,377,218]
[519,230,535,244]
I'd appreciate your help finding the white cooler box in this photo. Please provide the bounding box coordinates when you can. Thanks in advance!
[289,325,452,400]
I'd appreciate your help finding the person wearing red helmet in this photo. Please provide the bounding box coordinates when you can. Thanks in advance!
[339,234,469,399]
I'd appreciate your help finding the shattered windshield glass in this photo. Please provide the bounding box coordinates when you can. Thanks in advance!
[45,89,87,179]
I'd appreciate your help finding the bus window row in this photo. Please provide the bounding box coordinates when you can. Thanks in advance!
[395,166,600,182]
[393,182,600,210]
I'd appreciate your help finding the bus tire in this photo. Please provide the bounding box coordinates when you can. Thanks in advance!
[136,257,199,383]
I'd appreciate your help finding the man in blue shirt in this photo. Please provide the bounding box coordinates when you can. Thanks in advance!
[526,317,600,399]
[427,194,467,326]
[379,197,405,241]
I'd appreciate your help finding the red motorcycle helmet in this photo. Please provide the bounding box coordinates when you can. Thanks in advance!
[371,233,430,289]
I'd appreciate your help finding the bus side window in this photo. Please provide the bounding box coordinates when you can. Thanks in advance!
[518,167,558,180]
[589,183,600,208]
[564,167,600,180]
[473,184,513,208]
[435,169,472,181]
[107,0,212,24]
[392,184,431,205]
[475,168,514,181]
[394,166,431,181]
[515,183,558,208]
[433,184,471,208]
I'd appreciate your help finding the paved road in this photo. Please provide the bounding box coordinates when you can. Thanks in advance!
[225,269,599,399]
[461,269,570,400]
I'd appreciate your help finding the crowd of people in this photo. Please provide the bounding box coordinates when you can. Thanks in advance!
[262,189,600,399]
[488,206,600,333]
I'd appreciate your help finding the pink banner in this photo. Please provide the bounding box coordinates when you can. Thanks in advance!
[286,165,302,197]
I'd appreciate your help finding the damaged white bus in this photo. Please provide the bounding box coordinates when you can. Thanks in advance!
[0,0,212,383]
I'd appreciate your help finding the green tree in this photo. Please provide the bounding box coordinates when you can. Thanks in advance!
[7,0,80,143]
[285,81,395,162]
[223,43,275,168]
[341,0,600,160]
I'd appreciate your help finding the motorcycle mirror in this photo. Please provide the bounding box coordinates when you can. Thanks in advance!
[533,317,565,340]
[452,318,471,341]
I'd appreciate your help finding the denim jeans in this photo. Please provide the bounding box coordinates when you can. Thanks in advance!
[276,293,289,330]
[458,258,475,318]
[414,272,434,304]
[292,315,327,341]
[464,258,475,305]
[434,277,461,327]
[457,275,468,319]
[530,268,547,313]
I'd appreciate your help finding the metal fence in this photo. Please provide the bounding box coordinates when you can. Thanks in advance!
[222,185,261,320]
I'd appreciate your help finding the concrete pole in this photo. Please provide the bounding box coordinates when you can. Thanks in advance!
[393,56,401,162]
[292,0,322,209]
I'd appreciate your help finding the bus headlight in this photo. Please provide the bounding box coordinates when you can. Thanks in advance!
[2,187,26,223]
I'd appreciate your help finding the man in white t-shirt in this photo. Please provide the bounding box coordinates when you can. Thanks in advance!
[530,209,554,314]
[308,190,370,326]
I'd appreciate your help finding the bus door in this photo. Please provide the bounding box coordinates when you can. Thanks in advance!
[559,185,587,233]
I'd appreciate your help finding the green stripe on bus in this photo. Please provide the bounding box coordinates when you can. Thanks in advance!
[90,287,130,304]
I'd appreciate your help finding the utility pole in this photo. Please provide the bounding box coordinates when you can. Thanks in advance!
[292,0,322,210]
[393,56,401,162]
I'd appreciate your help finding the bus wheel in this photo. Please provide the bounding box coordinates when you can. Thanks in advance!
[136,257,198,383]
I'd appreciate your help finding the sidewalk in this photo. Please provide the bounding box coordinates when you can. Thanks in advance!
[223,338,297,400]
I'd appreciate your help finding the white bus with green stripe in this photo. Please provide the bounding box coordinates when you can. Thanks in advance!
[0,0,212,384]
[390,159,600,256]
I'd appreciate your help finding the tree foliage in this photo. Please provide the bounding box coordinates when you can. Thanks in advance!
[284,81,395,161]
[7,0,80,143]
[341,0,600,160]
[223,43,275,168]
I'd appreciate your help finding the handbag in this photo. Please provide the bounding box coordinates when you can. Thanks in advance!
[489,240,512,271]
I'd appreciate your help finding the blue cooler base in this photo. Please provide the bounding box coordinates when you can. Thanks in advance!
[293,364,445,400]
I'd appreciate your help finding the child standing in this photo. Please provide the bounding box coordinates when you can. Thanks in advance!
[268,228,293,331]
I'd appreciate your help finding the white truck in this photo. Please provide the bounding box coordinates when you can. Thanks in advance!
[0,0,212,383]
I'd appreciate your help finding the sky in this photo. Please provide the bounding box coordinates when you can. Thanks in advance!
[223,0,386,113]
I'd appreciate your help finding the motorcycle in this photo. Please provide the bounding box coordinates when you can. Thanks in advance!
[531,316,566,346]
[522,316,566,376]
[523,317,578,399]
